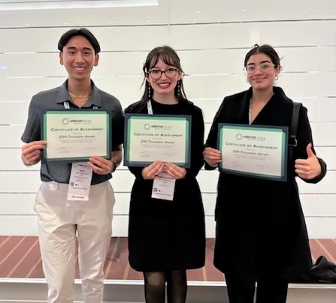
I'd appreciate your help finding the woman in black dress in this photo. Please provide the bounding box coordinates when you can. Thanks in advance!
[203,44,327,303]
[124,46,205,303]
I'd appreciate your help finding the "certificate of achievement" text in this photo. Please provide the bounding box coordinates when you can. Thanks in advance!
[42,110,111,162]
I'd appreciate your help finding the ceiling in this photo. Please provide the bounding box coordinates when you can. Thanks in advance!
[0,0,335,28]
[0,0,158,10]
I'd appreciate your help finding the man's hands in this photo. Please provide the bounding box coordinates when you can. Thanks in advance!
[21,141,46,166]
[88,145,122,175]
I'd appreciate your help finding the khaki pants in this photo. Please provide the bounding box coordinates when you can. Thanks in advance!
[35,181,115,303]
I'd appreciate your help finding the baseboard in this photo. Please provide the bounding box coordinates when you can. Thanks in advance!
[0,278,335,303]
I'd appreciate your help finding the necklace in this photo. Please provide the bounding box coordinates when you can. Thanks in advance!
[69,92,90,107]
[69,92,90,99]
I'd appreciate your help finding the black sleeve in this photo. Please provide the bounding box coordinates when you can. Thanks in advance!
[111,101,124,148]
[185,106,205,178]
[204,98,227,171]
[295,105,327,183]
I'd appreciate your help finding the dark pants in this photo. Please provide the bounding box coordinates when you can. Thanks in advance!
[225,273,288,303]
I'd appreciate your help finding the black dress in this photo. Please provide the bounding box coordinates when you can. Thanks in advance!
[205,86,327,281]
[124,99,206,272]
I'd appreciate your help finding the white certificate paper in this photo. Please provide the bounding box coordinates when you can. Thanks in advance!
[124,114,191,167]
[218,123,288,181]
[42,110,111,162]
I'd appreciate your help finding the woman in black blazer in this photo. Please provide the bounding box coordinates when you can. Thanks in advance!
[203,44,327,303]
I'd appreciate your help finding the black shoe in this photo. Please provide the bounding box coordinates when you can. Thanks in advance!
[309,256,336,283]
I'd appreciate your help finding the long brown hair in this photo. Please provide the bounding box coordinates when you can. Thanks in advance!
[139,45,187,104]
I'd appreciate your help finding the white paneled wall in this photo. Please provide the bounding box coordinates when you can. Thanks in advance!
[0,0,335,238]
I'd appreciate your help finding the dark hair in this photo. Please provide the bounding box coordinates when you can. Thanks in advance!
[139,45,187,103]
[244,44,281,67]
[58,28,101,54]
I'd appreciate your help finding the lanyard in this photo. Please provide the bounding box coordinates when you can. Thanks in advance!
[147,100,153,115]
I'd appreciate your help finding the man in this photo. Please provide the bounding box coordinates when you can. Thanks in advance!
[21,28,124,303]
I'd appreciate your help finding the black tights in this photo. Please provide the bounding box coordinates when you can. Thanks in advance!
[143,270,187,303]
[225,273,288,303]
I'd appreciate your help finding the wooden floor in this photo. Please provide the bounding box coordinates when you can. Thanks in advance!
[0,236,335,282]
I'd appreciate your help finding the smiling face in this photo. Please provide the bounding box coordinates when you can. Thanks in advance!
[146,58,182,101]
[246,53,281,91]
[59,35,99,82]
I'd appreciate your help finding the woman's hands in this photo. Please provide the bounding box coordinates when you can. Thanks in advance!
[142,160,186,180]
[295,143,322,179]
[164,162,187,179]
[203,147,221,167]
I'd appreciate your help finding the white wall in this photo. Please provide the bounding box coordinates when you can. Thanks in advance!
[0,0,335,238]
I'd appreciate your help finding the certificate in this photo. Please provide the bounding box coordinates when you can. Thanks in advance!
[124,114,191,167]
[218,123,288,181]
[42,110,111,162]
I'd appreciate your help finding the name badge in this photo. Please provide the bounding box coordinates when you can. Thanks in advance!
[67,162,93,201]
[152,172,176,201]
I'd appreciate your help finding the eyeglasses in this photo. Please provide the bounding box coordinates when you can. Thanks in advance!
[244,62,275,74]
[148,68,179,79]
